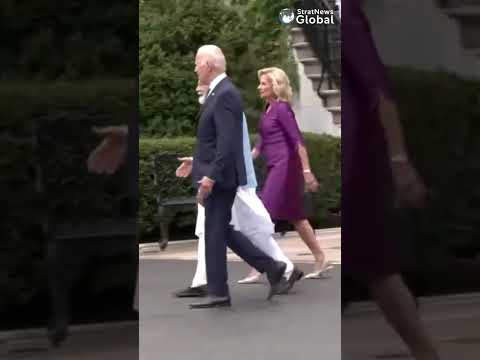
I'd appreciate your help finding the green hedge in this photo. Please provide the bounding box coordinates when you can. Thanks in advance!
[139,133,341,240]
[388,67,480,294]
[390,68,480,257]
[1,1,136,80]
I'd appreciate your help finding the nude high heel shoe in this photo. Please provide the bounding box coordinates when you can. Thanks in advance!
[237,273,263,284]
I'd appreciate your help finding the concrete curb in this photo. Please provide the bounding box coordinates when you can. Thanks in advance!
[0,320,137,342]
[345,292,480,316]
[139,227,341,254]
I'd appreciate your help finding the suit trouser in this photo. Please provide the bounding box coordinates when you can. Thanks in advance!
[192,188,294,287]
[203,186,280,297]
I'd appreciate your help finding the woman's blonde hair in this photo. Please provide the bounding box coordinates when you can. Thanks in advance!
[257,67,293,103]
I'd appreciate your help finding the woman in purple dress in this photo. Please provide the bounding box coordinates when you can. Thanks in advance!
[343,2,439,359]
[238,67,331,283]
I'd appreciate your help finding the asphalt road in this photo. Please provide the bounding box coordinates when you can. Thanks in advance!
[139,259,341,360]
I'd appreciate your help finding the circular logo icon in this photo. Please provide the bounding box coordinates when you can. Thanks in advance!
[279,8,295,25]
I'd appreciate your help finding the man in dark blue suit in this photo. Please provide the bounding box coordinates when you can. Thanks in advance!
[190,45,287,308]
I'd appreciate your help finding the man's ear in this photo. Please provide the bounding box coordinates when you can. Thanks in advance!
[206,61,213,71]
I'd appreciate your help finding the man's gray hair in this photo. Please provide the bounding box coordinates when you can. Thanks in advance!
[197,45,227,72]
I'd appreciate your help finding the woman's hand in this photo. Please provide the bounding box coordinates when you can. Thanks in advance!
[251,148,259,160]
[304,171,320,192]
[392,161,427,209]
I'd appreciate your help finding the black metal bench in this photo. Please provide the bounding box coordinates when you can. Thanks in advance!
[152,154,197,250]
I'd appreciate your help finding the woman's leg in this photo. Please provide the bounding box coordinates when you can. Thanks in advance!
[293,219,327,272]
[369,274,440,360]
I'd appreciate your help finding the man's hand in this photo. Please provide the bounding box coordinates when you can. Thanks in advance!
[196,176,215,205]
[87,125,128,175]
[251,148,259,160]
[175,157,193,178]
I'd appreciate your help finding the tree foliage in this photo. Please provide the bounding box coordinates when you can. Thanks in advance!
[139,0,297,136]
[0,0,137,80]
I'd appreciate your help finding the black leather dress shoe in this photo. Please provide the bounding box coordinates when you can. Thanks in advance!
[266,261,287,300]
[173,285,207,298]
[277,267,304,295]
[189,296,231,309]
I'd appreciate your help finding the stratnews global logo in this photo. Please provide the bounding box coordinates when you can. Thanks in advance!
[278,8,335,25]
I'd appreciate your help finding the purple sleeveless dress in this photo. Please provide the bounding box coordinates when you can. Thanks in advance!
[342,0,399,280]
[255,100,306,221]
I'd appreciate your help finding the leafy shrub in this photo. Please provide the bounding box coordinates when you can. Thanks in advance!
[139,0,297,136]
[0,1,137,80]
[390,67,480,261]
[138,133,341,240]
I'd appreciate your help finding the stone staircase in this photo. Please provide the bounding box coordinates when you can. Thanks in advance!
[438,0,480,64]
[290,0,341,127]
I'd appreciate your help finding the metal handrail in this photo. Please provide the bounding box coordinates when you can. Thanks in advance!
[294,0,341,98]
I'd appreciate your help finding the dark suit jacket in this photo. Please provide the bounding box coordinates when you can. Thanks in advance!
[192,77,247,190]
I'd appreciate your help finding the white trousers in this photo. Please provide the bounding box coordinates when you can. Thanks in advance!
[191,187,294,287]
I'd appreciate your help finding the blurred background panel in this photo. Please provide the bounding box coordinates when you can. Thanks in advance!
[342,1,480,359]
[0,0,139,358]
